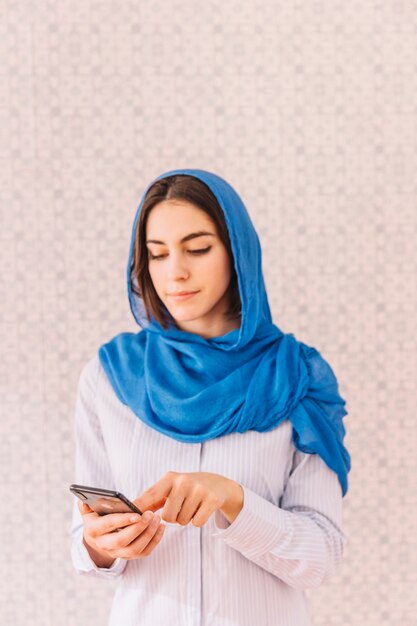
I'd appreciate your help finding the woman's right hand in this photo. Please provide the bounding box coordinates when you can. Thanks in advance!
[79,501,166,566]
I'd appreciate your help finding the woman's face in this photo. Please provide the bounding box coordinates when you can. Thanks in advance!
[145,199,240,338]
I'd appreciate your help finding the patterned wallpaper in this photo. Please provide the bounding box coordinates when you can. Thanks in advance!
[1,1,416,624]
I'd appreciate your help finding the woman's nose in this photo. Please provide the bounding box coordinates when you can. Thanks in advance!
[166,254,190,281]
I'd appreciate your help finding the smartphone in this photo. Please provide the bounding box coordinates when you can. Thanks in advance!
[70,484,143,516]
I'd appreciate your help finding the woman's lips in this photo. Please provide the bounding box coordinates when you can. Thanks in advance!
[168,291,199,301]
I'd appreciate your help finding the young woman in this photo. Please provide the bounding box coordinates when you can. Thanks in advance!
[70,168,351,626]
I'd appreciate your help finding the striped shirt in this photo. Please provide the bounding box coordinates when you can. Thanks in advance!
[70,353,347,626]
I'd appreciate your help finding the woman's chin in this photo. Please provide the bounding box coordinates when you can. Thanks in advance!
[170,310,202,323]
[162,292,202,318]
[166,303,211,325]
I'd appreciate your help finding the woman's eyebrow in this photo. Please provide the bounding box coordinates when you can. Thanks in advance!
[146,230,216,245]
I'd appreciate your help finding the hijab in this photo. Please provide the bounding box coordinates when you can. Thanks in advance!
[98,168,351,496]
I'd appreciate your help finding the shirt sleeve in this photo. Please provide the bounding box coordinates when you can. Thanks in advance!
[69,355,127,580]
[211,447,347,590]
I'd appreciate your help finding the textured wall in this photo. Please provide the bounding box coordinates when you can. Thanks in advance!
[1,1,416,625]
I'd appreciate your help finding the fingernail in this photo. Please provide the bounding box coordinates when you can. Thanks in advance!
[130,514,141,522]
[143,511,153,522]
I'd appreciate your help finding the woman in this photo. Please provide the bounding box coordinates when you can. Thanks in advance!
[70,168,351,626]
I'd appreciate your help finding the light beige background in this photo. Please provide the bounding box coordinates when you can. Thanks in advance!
[1,1,416,625]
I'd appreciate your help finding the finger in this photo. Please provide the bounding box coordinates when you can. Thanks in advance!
[175,494,202,526]
[132,496,167,514]
[117,516,164,558]
[78,501,94,515]
[98,512,157,550]
[78,502,100,525]
[133,472,175,513]
[161,492,188,524]
[89,511,145,538]
[190,499,218,528]
[139,523,166,557]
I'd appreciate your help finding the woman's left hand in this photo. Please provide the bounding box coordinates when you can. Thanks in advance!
[132,472,244,527]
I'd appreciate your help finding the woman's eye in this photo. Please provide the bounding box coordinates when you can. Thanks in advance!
[148,247,211,261]
[188,246,212,255]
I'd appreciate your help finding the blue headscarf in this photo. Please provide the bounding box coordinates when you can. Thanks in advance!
[98,168,351,496]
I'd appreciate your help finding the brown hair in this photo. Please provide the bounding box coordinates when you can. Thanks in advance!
[130,174,241,329]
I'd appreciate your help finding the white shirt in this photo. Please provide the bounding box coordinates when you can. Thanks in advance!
[70,353,347,626]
